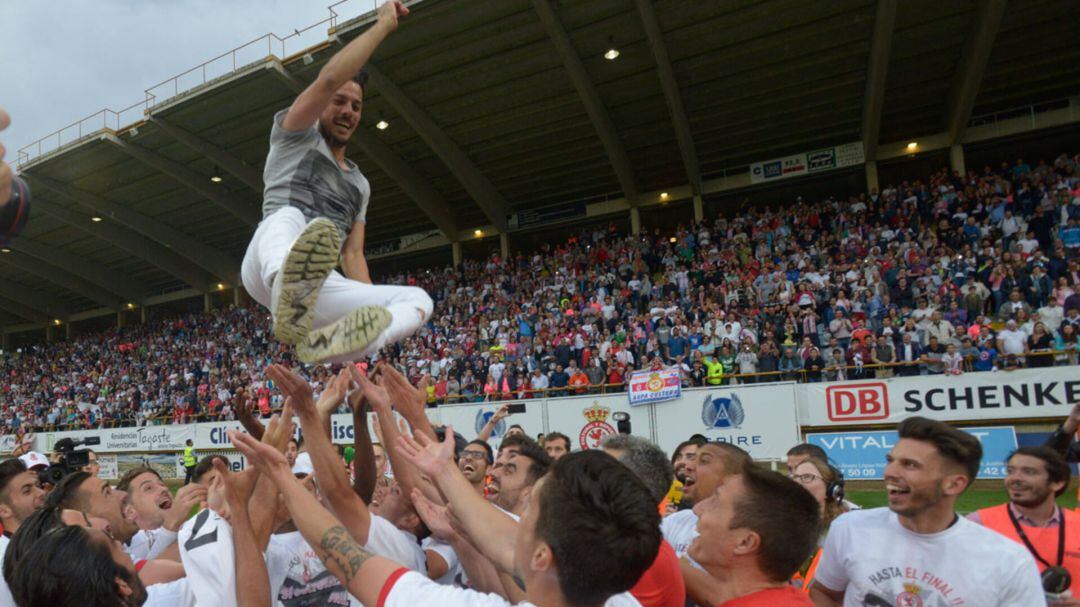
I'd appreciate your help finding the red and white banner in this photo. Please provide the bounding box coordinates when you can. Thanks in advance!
[627,367,681,406]
[797,367,1080,426]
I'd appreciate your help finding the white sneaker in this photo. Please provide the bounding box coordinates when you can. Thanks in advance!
[271,218,341,345]
[296,305,392,363]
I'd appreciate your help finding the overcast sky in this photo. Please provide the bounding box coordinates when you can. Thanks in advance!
[3,0,382,163]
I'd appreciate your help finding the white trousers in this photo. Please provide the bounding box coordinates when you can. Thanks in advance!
[241,207,432,357]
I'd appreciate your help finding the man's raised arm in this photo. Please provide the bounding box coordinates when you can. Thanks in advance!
[281,1,408,132]
[398,429,519,573]
[230,431,402,607]
[267,364,373,543]
[347,366,378,504]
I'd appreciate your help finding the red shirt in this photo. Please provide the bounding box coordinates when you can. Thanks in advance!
[631,540,686,607]
[717,586,814,606]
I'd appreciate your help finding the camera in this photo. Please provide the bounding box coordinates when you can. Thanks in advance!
[39,436,100,486]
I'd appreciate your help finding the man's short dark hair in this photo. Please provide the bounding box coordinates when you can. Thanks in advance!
[897,417,982,483]
[786,443,828,461]
[193,455,231,484]
[602,435,674,505]
[116,466,161,494]
[0,458,29,502]
[10,524,146,607]
[514,437,553,486]
[702,441,754,476]
[536,450,661,605]
[44,471,92,512]
[1009,446,1071,497]
[498,433,531,456]
[545,432,571,451]
[467,439,494,465]
[730,466,821,582]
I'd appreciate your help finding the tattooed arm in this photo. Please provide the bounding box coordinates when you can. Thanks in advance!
[230,430,403,607]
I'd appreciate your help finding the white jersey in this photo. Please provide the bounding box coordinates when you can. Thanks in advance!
[144,579,197,607]
[0,534,12,607]
[422,536,467,587]
[178,508,238,607]
[265,530,358,607]
[382,569,641,607]
[127,527,178,561]
[659,509,697,558]
[366,515,426,574]
[814,508,1044,607]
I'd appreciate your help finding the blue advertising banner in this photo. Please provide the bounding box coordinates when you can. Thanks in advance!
[806,426,1018,480]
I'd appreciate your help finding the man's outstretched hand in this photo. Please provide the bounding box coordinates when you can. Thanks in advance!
[267,364,317,419]
[397,425,455,478]
[0,108,10,206]
[376,0,409,32]
[230,430,290,479]
[316,369,350,419]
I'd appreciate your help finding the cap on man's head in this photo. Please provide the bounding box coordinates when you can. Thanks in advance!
[292,452,314,476]
[19,452,49,471]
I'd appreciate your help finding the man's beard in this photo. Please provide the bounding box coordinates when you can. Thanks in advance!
[318,122,349,149]
[1011,484,1053,509]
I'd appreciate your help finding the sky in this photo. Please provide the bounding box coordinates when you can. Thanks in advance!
[3,0,383,164]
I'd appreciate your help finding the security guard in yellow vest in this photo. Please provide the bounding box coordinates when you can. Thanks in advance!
[705,356,724,385]
[183,439,197,485]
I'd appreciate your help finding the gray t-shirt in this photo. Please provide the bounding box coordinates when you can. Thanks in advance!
[262,109,370,239]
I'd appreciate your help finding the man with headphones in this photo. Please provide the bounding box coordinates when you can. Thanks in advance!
[787,457,849,594]
[786,443,860,512]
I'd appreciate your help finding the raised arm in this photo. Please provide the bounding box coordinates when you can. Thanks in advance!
[398,429,519,573]
[212,461,270,607]
[476,404,509,442]
[230,431,402,607]
[249,405,296,550]
[347,366,378,505]
[411,490,506,596]
[358,373,423,498]
[267,365,373,543]
[379,363,437,443]
[281,1,408,132]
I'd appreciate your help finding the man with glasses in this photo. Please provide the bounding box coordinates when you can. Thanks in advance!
[80,449,101,477]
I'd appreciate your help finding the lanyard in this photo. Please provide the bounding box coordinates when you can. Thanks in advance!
[1007,505,1065,569]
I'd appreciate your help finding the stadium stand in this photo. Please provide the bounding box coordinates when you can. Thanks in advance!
[3,150,1078,432]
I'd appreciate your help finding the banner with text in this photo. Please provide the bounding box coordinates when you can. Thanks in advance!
[749,142,864,184]
[628,368,682,406]
[41,425,195,454]
[806,426,1018,480]
[798,367,1080,426]
[653,383,801,460]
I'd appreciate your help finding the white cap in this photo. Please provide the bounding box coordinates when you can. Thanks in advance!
[292,452,314,476]
[19,451,50,470]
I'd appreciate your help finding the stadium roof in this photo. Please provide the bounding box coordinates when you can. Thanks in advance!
[5,0,1080,329]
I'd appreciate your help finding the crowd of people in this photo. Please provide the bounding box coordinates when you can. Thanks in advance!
[2,148,1080,432]
[3,364,1080,606]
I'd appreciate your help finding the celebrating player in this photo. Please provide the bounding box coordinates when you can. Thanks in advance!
[241,0,432,363]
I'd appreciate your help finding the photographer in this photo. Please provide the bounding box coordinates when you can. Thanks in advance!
[0,108,29,245]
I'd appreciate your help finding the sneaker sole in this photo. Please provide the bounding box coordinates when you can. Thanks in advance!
[296,305,392,363]
[273,218,341,345]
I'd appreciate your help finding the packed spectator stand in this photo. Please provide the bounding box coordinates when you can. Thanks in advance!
[2,151,1079,434]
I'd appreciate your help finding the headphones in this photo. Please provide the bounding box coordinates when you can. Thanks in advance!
[825,461,846,504]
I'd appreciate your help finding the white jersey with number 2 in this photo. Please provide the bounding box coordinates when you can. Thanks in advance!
[179,508,238,607]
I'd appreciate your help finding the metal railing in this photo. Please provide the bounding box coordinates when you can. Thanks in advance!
[16,0,391,168]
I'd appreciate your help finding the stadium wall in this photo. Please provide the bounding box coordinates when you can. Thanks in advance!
[4,367,1075,478]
